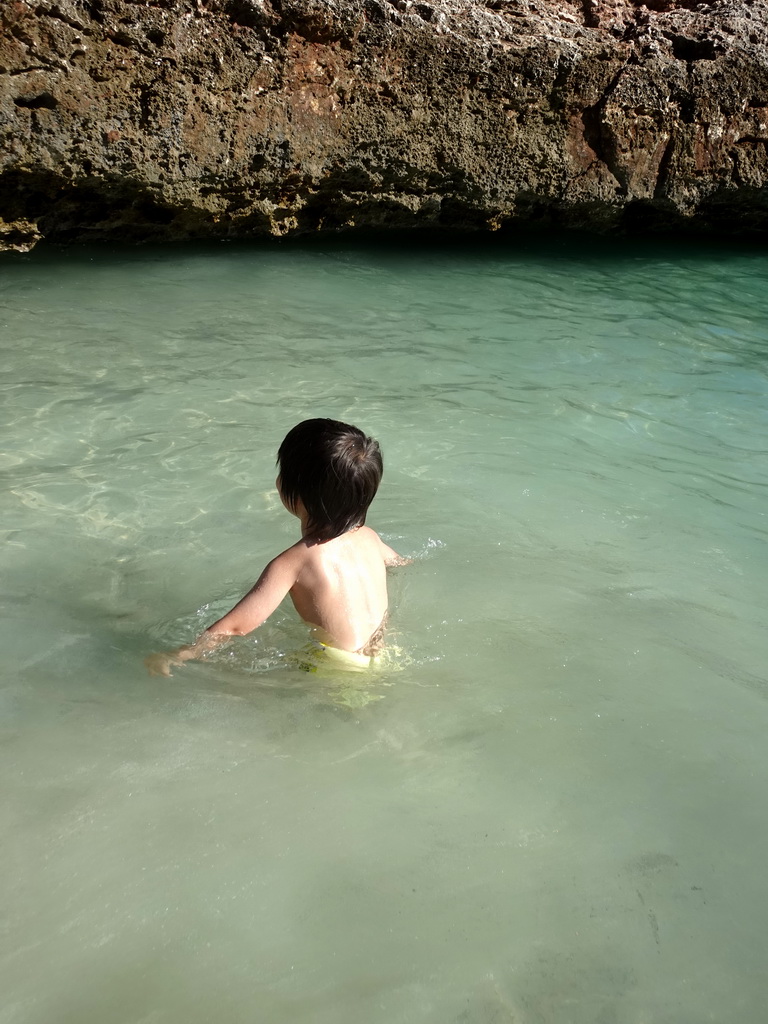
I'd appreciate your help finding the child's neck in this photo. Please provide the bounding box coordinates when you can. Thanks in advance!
[300,519,360,543]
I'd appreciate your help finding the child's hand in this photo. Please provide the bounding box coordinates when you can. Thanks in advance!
[144,651,185,677]
[144,633,222,676]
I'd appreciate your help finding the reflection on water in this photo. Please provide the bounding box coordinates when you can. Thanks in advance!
[1,237,767,1023]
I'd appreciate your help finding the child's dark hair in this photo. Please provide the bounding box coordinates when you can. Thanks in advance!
[277,418,383,542]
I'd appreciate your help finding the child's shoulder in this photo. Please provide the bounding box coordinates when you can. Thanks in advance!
[275,527,405,567]
[358,525,391,552]
[358,524,384,543]
[268,538,313,570]
[362,526,410,567]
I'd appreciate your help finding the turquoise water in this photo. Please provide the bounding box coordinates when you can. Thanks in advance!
[2,237,767,1023]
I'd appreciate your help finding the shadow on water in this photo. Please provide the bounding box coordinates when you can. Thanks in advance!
[2,226,767,271]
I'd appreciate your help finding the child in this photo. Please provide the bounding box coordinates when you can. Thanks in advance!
[145,418,407,676]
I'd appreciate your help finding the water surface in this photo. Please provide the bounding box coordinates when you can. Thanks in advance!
[2,236,767,1023]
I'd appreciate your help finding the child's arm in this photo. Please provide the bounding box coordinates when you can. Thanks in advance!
[145,547,302,677]
[379,538,412,568]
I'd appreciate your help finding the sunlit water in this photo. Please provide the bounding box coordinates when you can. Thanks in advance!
[2,236,767,1024]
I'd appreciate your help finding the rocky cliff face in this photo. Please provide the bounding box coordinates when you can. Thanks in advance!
[1,0,767,249]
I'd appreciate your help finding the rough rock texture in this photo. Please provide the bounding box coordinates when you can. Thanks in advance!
[1,0,768,249]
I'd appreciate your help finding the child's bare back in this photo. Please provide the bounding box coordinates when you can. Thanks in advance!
[287,525,402,653]
[145,418,407,677]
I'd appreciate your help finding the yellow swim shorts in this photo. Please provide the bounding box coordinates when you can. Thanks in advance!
[293,639,376,674]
